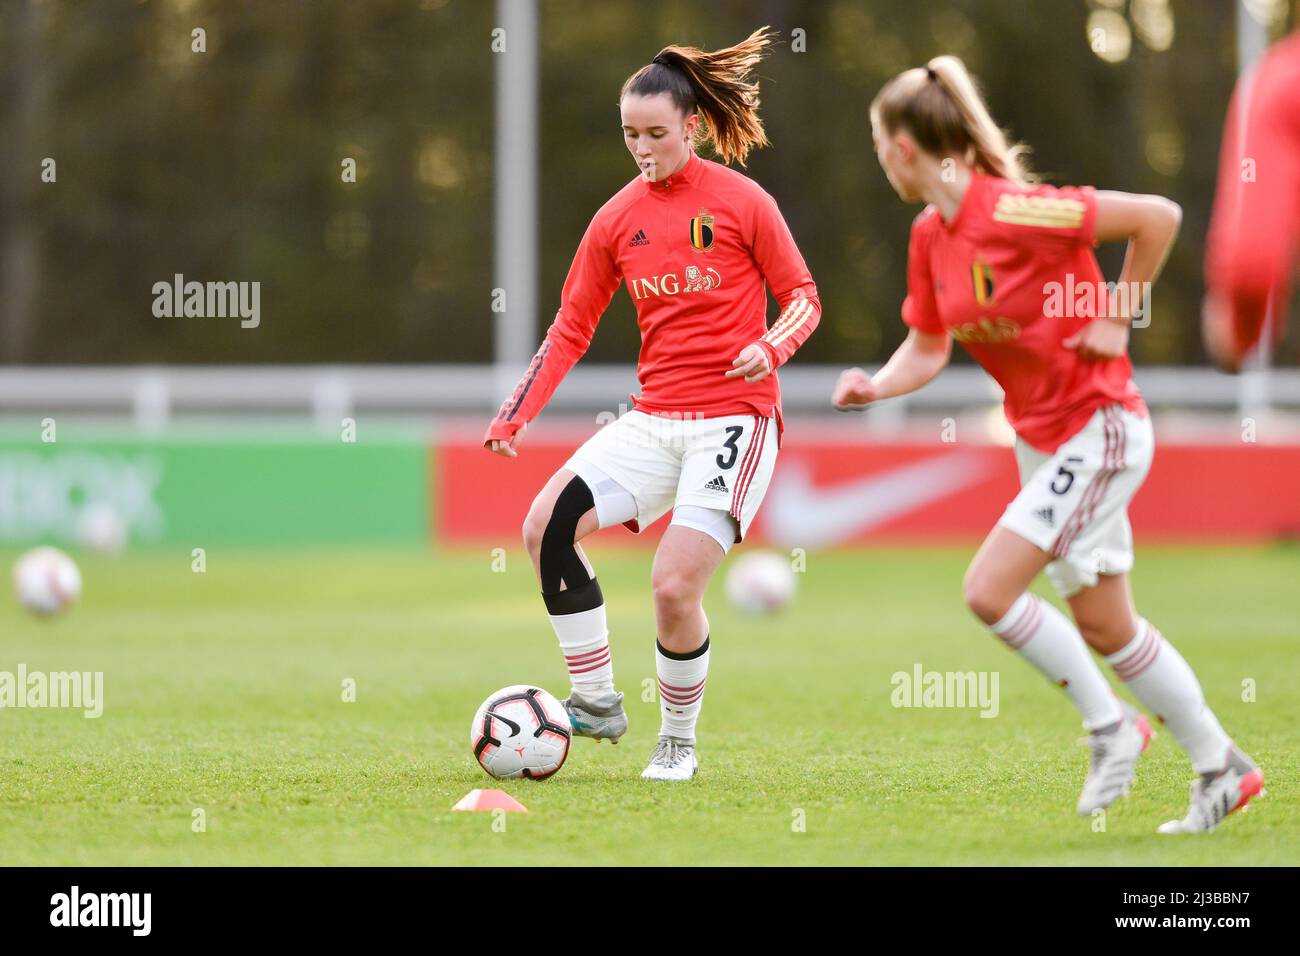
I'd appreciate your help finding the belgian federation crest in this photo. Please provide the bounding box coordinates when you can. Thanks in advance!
[971,261,995,306]
[689,213,715,251]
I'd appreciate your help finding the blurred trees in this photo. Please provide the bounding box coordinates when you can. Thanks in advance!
[0,0,1294,367]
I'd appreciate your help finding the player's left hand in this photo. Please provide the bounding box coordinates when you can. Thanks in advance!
[1062,318,1129,361]
[725,343,772,383]
[1200,289,1245,374]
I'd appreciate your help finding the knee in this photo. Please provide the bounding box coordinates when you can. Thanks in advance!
[1074,619,1104,647]
[1075,615,1130,652]
[962,566,1012,626]
[522,503,549,560]
[526,476,597,558]
[652,569,698,622]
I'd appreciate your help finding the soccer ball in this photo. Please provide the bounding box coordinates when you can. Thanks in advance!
[471,685,572,780]
[78,504,127,556]
[725,549,796,615]
[12,546,82,616]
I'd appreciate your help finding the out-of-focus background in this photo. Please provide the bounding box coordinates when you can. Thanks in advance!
[2,0,1298,870]
[1,0,1298,552]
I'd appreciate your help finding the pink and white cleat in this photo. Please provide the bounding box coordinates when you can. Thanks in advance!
[1076,705,1154,815]
[1157,745,1264,834]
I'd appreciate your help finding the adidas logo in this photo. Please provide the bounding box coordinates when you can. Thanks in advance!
[628,229,650,247]
[1035,506,1054,526]
[704,475,728,493]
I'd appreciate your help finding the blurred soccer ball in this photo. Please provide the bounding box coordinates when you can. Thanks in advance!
[725,549,796,615]
[78,504,127,556]
[12,547,82,616]
[470,685,571,780]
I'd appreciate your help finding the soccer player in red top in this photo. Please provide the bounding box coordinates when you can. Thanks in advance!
[1202,30,1300,371]
[484,28,820,780]
[833,57,1262,832]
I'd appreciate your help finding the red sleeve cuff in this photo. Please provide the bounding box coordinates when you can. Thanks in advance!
[483,420,521,446]
[756,338,781,371]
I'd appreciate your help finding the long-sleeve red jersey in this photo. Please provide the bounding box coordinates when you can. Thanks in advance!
[484,150,820,447]
[1205,31,1300,354]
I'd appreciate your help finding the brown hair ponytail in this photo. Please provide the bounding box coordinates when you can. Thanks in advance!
[621,26,776,166]
[871,55,1035,185]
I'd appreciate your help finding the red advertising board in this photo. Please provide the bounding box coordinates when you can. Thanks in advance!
[437,420,1300,547]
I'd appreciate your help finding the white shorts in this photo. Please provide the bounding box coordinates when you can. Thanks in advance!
[998,404,1154,598]
[564,409,778,549]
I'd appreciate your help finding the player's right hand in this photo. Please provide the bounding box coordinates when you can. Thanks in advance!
[832,367,876,410]
[485,426,524,458]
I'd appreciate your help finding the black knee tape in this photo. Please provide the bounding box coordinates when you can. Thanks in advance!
[656,635,710,661]
[539,476,602,612]
[543,577,604,616]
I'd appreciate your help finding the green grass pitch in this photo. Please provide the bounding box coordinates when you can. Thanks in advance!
[0,543,1295,866]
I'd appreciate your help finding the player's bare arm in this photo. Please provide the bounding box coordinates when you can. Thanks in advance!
[832,329,950,409]
[1063,192,1182,361]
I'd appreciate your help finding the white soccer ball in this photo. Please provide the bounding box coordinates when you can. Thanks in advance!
[725,549,796,615]
[12,546,82,616]
[78,504,127,556]
[471,685,572,780]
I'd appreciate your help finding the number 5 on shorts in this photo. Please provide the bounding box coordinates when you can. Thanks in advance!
[1050,456,1084,495]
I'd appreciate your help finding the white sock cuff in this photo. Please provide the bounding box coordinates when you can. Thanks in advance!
[656,645,709,706]
[548,604,608,650]
[1105,619,1162,680]
[655,644,710,671]
[991,593,1043,649]
[564,640,612,678]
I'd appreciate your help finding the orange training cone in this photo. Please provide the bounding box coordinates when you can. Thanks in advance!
[451,788,529,813]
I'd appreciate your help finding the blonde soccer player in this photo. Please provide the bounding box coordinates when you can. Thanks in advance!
[833,57,1262,832]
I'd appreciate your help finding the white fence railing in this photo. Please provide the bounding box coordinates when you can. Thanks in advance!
[0,365,1296,427]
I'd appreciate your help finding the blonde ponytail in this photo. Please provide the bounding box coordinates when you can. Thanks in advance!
[871,55,1035,185]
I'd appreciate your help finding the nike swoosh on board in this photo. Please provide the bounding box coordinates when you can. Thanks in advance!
[763,452,995,549]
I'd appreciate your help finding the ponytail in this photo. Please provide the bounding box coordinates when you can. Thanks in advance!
[871,55,1034,185]
[622,26,775,166]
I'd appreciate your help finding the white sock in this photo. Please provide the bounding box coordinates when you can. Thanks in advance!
[549,604,615,700]
[991,593,1123,731]
[1105,619,1232,773]
[656,636,709,743]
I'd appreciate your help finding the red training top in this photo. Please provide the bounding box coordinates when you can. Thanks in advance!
[1205,30,1300,355]
[484,150,820,447]
[902,171,1146,453]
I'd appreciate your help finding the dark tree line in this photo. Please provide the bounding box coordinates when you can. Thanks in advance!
[0,0,1294,368]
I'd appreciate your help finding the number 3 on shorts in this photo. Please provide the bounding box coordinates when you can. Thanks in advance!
[716,425,744,469]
